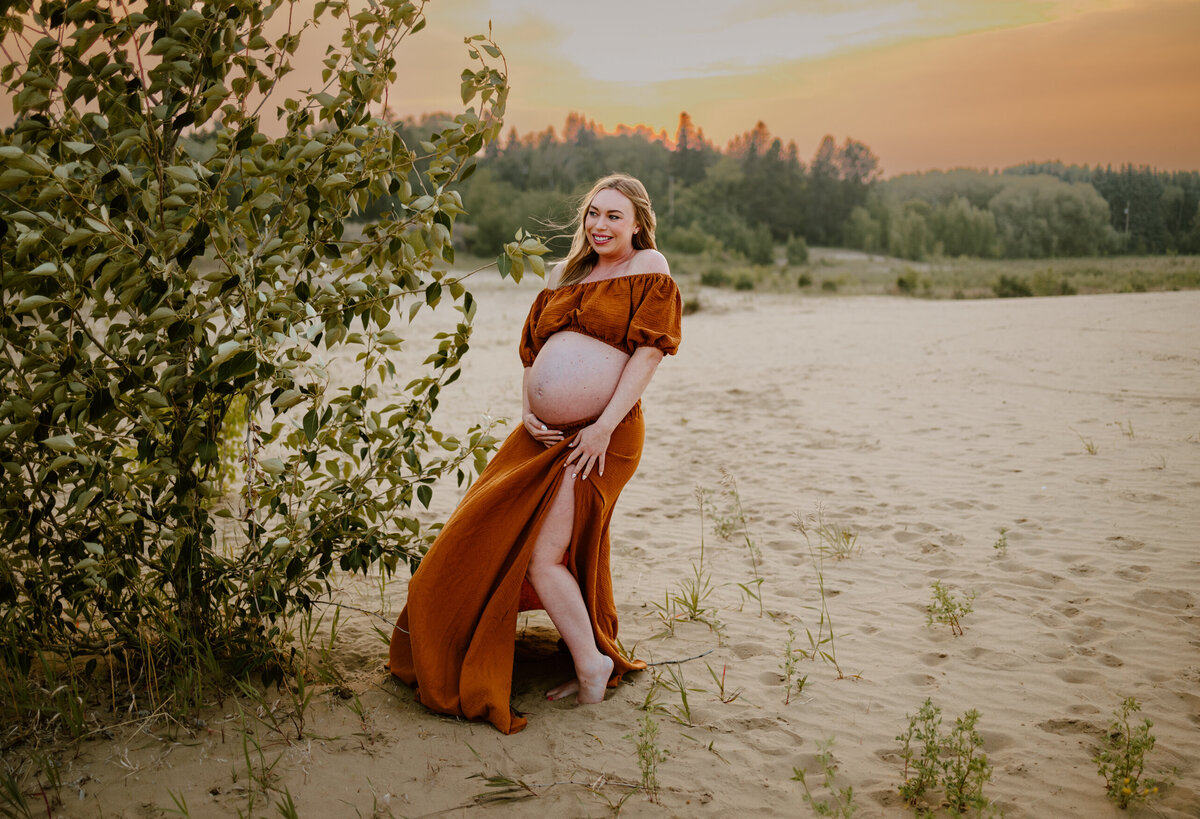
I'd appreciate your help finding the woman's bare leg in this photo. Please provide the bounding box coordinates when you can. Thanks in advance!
[526,473,614,703]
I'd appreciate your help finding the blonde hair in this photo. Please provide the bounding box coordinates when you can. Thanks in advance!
[556,174,657,288]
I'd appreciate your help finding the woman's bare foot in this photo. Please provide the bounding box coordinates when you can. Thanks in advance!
[546,655,614,703]
[576,654,614,704]
[545,678,579,701]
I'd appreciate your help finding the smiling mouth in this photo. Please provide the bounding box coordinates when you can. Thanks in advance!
[591,234,612,244]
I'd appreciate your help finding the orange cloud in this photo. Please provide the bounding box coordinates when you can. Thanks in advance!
[482,0,1200,173]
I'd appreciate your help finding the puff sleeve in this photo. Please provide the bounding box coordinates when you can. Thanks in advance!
[627,275,682,356]
[518,289,550,367]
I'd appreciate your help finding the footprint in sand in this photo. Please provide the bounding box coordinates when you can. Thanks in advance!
[1115,565,1151,581]
[1055,668,1106,685]
[1037,718,1103,737]
[732,641,769,659]
[1106,535,1145,551]
[1132,588,1195,611]
[1120,490,1168,503]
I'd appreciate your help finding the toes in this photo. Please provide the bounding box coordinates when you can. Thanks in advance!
[546,679,580,701]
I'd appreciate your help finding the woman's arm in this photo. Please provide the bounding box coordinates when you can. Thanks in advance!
[564,346,664,479]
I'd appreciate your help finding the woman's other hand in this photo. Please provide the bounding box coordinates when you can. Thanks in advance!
[564,422,613,480]
[524,413,564,447]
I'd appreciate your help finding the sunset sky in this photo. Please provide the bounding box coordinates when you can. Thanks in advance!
[4,1,1198,176]
[378,0,1200,176]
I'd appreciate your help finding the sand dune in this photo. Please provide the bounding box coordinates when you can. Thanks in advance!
[52,281,1200,817]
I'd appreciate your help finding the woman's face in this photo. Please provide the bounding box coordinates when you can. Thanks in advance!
[584,187,639,258]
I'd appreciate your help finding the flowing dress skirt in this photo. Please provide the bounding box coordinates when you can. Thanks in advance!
[388,404,648,734]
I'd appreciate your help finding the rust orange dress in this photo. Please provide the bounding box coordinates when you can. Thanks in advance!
[388,272,682,733]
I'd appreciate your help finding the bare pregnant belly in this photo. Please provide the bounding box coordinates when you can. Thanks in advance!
[528,331,628,425]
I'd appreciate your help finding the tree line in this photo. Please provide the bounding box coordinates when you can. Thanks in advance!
[378,112,1200,264]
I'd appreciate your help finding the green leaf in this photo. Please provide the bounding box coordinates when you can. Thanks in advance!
[213,340,244,365]
[144,390,169,408]
[41,434,76,452]
[272,389,304,411]
[417,484,432,508]
[15,295,52,312]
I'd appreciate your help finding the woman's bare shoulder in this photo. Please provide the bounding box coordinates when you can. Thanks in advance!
[547,260,567,288]
[632,249,671,277]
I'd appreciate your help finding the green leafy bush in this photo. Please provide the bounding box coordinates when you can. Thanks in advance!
[1095,696,1161,809]
[898,698,993,814]
[992,274,1034,298]
[786,234,809,265]
[701,269,731,287]
[0,0,543,716]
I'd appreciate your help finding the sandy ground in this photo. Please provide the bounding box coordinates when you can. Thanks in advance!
[41,278,1200,817]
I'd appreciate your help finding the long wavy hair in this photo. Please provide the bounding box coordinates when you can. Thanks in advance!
[556,174,657,288]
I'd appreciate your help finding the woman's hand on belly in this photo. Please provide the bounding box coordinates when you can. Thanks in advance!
[523,411,564,447]
[564,420,613,480]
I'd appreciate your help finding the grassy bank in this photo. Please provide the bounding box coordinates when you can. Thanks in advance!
[668,247,1200,301]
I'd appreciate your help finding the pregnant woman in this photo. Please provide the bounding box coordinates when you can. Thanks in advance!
[389,174,682,733]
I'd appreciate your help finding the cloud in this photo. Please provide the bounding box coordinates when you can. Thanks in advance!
[481,0,1051,84]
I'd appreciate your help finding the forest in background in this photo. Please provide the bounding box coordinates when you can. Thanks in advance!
[363,111,1200,268]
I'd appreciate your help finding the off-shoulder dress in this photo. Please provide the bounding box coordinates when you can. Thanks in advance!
[388,272,682,733]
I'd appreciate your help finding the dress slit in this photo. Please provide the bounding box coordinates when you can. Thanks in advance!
[389,404,648,733]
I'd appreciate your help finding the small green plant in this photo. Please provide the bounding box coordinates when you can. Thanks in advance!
[631,713,668,801]
[734,274,755,291]
[1095,696,1160,809]
[706,662,742,704]
[468,773,539,806]
[658,663,703,726]
[0,763,35,819]
[821,279,839,292]
[638,670,664,714]
[941,709,992,814]
[165,789,191,817]
[708,476,764,616]
[792,737,856,817]
[656,488,723,635]
[897,698,942,805]
[797,271,813,288]
[1070,427,1099,455]
[1112,419,1135,439]
[992,528,1008,554]
[815,513,860,560]
[897,699,993,814]
[781,629,808,705]
[926,581,975,637]
[792,511,849,678]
